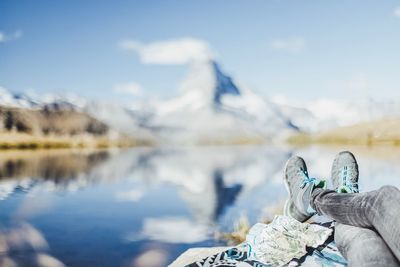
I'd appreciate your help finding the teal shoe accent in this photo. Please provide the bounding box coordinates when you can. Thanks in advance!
[331,151,359,194]
[283,156,327,222]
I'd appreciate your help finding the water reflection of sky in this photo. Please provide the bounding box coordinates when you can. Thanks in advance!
[0,146,400,266]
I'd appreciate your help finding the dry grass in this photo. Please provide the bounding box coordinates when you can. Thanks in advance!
[217,216,277,245]
[216,216,275,246]
[287,118,400,146]
[0,132,148,150]
[216,201,286,245]
[216,214,252,245]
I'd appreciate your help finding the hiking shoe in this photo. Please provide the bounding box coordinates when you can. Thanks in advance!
[331,151,359,193]
[283,156,327,222]
[283,198,312,222]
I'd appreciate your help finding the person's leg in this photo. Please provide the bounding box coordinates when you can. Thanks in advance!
[312,186,400,261]
[284,152,400,262]
[335,223,399,266]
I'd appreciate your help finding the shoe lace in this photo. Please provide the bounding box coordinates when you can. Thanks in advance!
[299,169,317,189]
[340,166,358,193]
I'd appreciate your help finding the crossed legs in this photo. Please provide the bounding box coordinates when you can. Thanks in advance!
[284,152,400,266]
[311,186,400,266]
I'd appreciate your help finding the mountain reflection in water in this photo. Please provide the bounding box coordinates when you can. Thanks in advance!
[0,146,400,266]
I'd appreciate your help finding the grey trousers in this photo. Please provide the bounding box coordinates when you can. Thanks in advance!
[311,186,400,267]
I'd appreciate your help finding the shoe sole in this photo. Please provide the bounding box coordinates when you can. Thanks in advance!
[282,157,312,221]
[331,151,359,191]
[283,157,292,199]
[283,158,294,217]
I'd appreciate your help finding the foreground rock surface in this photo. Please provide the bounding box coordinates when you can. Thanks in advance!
[169,247,230,267]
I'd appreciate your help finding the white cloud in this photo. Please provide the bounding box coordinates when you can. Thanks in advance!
[0,30,22,43]
[130,249,168,267]
[113,82,143,96]
[115,188,144,202]
[126,217,209,243]
[394,6,400,17]
[269,37,306,53]
[119,37,213,65]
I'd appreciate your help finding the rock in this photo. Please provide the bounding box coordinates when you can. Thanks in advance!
[168,246,230,266]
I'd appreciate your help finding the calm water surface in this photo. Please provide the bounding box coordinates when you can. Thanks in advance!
[1,145,400,266]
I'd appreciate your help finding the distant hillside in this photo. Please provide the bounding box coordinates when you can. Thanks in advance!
[287,118,400,146]
[0,106,143,149]
[0,106,108,136]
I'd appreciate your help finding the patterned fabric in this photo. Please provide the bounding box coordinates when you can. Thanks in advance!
[246,216,333,266]
[186,216,347,267]
[185,242,346,267]
[186,245,267,267]
[302,241,347,267]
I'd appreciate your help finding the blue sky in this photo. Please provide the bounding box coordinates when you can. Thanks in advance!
[1,0,400,102]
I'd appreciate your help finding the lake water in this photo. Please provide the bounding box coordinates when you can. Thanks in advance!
[1,145,400,266]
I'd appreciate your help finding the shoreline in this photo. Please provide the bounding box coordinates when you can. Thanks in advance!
[287,118,400,147]
[0,132,149,150]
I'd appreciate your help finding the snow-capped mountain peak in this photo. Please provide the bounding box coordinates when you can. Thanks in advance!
[174,60,242,110]
[212,61,241,104]
[131,60,297,143]
[0,87,40,109]
[0,86,86,111]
